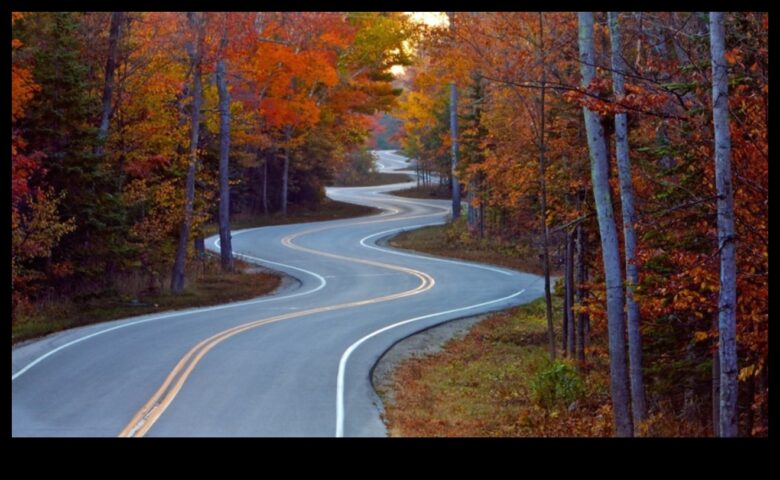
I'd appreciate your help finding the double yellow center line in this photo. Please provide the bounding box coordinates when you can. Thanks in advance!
[119,209,441,437]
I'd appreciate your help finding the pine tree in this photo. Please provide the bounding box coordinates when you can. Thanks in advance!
[17,12,130,288]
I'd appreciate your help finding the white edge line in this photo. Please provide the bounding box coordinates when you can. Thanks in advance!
[359,226,515,277]
[335,223,521,437]
[11,237,327,381]
[335,287,526,437]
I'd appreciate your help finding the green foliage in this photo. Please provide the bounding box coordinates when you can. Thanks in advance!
[344,12,415,72]
[530,360,584,408]
[11,11,424,329]
[458,71,487,174]
[16,12,132,290]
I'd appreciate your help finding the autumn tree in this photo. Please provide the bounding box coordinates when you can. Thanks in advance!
[11,12,75,315]
[214,12,234,272]
[397,11,767,437]
[708,11,737,438]
[15,12,129,290]
[446,12,461,219]
[95,12,125,157]
[577,11,633,437]
[171,12,206,293]
[608,11,647,428]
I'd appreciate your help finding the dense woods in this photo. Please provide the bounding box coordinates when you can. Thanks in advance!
[395,12,767,436]
[12,12,413,312]
[11,11,767,437]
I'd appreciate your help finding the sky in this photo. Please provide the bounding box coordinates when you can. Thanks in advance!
[390,12,449,76]
[408,11,448,27]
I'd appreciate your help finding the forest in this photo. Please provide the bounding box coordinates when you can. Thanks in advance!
[11,12,767,437]
[395,12,767,436]
[12,12,413,308]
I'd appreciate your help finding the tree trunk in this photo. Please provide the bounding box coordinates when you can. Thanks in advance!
[467,180,477,231]
[450,81,461,220]
[194,236,205,256]
[447,12,461,220]
[578,11,633,437]
[712,315,721,437]
[261,150,269,215]
[609,11,647,430]
[281,127,291,217]
[216,43,234,272]
[562,256,569,357]
[540,116,555,362]
[479,178,485,239]
[566,230,576,357]
[95,12,124,157]
[538,13,556,361]
[709,11,738,438]
[576,209,588,365]
[171,12,204,294]
[682,336,699,422]
[194,235,205,277]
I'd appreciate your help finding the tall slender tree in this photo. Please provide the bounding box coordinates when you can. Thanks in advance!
[577,11,633,437]
[216,14,234,272]
[608,11,647,429]
[565,230,576,357]
[96,12,124,157]
[538,12,555,361]
[708,11,738,438]
[576,207,588,365]
[447,12,461,220]
[171,12,205,293]
[280,125,292,216]
[450,81,461,219]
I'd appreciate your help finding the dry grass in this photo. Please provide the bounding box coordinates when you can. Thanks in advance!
[390,218,549,276]
[382,296,617,437]
[205,199,379,237]
[14,199,380,345]
[12,257,280,345]
[381,218,707,437]
[331,172,412,187]
[383,298,714,437]
[389,184,451,200]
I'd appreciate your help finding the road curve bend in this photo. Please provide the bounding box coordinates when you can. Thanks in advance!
[11,150,545,437]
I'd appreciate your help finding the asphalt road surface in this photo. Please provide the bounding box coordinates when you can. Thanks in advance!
[11,150,545,437]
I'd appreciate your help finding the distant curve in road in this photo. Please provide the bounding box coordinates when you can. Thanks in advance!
[12,150,545,437]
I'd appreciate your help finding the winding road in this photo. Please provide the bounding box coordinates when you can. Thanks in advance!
[11,150,545,437]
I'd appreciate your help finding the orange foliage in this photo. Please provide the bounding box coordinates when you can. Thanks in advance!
[395,11,767,436]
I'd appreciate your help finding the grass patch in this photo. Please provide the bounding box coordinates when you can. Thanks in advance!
[389,184,451,200]
[11,199,380,344]
[380,216,616,436]
[15,199,379,345]
[331,172,412,187]
[205,199,380,237]
[383,217,713,437]
[381,296,615,437]
[389,218,550,276]
[12,258,280,345]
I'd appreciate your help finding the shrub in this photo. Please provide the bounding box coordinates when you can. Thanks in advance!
[530,360,583,408]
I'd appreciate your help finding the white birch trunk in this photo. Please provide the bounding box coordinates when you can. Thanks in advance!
[709,11,738,437]
[609,11,647,429]
[578,11,633,437]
